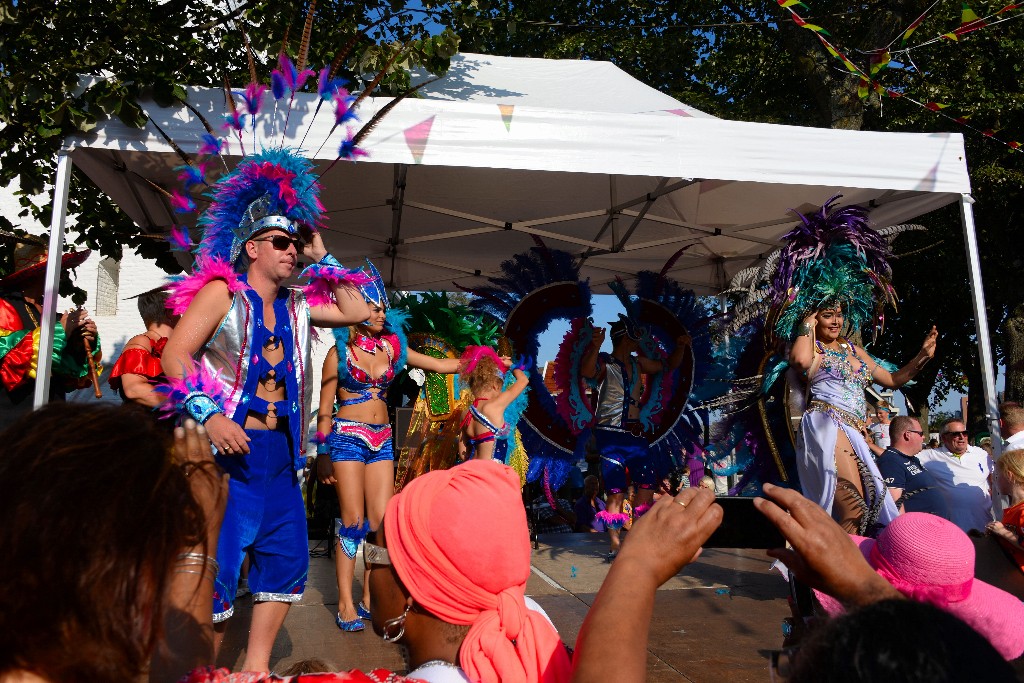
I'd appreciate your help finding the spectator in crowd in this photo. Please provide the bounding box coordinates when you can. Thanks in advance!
[1001,402,1024,452]
[531,487,577,535]
[918,419,994,533]
[810,510,1024,661]
[869,403,894,449]
[572,482,1024,683]
[876,415,951,519]
[0,405,227,683]
[108,286,178,410]
[573,475,607,533]
[987,449,1024,574]
[782,599,1016,683]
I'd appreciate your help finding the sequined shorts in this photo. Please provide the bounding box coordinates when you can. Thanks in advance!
[329,418,393,464]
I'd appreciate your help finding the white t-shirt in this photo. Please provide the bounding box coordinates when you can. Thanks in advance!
[870,422,891,449]
[1004,430,1024,451]
[406,662,472,683]
[405,597,557,683]
[917,445,994,532]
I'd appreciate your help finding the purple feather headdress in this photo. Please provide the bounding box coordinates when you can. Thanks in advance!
[768,195,897,341]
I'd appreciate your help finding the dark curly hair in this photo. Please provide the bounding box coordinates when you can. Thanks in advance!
[0,403,206,682]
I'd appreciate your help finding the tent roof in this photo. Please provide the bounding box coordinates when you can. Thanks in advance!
[67,53,970,295]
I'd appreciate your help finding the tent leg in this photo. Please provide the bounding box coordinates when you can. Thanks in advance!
[33,150,73,410]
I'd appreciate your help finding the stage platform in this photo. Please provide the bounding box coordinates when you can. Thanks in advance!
[218,534,791,681]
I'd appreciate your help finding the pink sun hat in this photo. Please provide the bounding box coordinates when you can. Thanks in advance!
[814,512,1024,660]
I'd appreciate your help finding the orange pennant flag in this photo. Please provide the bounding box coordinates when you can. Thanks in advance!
[1008,141,1022,149]
[777,0,809,7]
[924,102,950,111]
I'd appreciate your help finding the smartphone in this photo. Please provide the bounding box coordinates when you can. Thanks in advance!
[703,496,786,549]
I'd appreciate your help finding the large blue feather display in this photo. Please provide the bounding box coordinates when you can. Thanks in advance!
[460,245,593,491]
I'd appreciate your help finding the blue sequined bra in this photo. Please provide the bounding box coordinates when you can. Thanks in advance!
[337,333,400,406]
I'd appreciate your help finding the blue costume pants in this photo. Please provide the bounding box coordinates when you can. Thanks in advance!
[595,427,657,494]
[212,429,308,621]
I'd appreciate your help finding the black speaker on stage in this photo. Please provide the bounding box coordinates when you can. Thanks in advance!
[394,407,414,449]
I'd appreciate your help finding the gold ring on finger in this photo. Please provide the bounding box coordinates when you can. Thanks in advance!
[677,500,687,509]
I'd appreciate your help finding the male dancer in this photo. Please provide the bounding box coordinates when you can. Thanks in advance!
[582,316,689,557]
[162,152,370,672]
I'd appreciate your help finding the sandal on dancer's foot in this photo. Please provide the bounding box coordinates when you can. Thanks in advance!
[336,612,365,632]
[357,602,371,620]
[603,551,618,563]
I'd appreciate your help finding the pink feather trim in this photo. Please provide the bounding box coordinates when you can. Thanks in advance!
[165,257,248,316]
[299,262,372,308]
[155,362,236,418]
[633,503,652,518]
[595,511,631,530]
[459,345,505,376]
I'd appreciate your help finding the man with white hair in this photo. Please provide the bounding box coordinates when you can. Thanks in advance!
[918,419,994,533]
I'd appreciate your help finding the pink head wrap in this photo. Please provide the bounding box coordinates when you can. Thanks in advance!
[384,460,571,683]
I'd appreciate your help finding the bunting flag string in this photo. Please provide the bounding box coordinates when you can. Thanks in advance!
[895,2,1024,54]
[842,72,1023,149]
[776,1,1023,152]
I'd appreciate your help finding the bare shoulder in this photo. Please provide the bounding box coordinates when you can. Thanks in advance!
[176,280,234,325]
[123,333,152,350]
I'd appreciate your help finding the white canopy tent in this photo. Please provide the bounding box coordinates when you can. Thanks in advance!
[35,52,1001,444]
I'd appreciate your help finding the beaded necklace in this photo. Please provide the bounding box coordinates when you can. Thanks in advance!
[815,339,871,387]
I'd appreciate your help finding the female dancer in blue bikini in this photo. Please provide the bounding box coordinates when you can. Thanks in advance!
[314,263,466,632]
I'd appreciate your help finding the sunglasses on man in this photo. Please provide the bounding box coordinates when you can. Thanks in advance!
[943,430,969,437]
[251,235,305,252]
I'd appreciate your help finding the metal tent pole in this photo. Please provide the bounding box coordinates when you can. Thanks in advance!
[959,194,1004,522]
[33,150,73,409]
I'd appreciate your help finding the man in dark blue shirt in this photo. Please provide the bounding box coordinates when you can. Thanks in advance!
[876,415,952,520]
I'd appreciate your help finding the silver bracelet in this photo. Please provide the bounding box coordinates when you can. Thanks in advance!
[176,552,220,575]
[798,322,812,337]
[175,568,215,582]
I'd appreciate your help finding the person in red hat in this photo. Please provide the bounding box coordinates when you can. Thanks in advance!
[0,240,101,431]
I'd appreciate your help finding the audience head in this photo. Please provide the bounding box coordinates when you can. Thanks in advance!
[136,286,176,329]
[813,512,1024,660]
[376,460,571,682]
[583,474,600,498]
[888,415,924,456]
[786,599,1016,682]
[698,475,715,491]
[940,420,970,455]
[876,403,893,421]
[995,449,1024,497]
[1000,401,1024,436]
[0,404,205,682]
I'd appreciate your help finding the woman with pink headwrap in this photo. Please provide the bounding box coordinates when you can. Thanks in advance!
[369,459,572,682]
